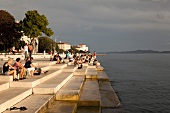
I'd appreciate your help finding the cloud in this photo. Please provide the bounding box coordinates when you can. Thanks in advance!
[1,0,170,51]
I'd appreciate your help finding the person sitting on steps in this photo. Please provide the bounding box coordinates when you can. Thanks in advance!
[13,58,26,80]
[24,57,35,77]
[3,58,18,81]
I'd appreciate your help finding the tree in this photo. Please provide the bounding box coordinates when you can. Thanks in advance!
[22,10,54,53]
[22,10,54,39]
[0,10,22,51]
[38,36,59,53]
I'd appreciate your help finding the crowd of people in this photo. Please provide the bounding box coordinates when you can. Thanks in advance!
[50,50,99,69]
[2,50,99,81]
[9,43,33,58]
[2,57,45,81]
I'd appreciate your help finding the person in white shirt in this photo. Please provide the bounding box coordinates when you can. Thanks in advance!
[24,43,28,59]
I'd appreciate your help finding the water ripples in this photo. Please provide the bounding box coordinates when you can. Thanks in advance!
[98,54,170,113]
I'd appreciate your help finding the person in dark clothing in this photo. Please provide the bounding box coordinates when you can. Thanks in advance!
[24,57,35,76]
[3,58,17,80]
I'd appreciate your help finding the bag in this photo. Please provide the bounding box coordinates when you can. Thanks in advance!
[34,68,41,75]
[28,45,33,51]
[78,64,83,69]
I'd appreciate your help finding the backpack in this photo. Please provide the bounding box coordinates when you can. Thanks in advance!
[28,45,33,51]
[34,68,41,75]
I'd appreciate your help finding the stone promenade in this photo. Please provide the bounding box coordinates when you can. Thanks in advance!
[0,57,123,113]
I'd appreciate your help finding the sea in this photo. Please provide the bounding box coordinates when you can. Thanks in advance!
[97,54,170,113]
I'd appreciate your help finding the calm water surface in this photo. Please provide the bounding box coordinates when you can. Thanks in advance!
[98,54,170,113]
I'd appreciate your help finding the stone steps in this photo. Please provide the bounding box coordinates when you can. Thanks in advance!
[78,79,101,107]
[0,88,32,113]
[55,76,85,101]
[0,75,13,82]
[3,95,54,113]
[62,65,77,72]
[86,68,97,79]
[46,101,77,113]
[33,72,73,94]
[96,65,104,71]
[77,107,101,113]
[99,81,122,108]
[50,64,67,70]
[10,69,61,88]
[97,71,109,81]
[0,82,9,92]
[0,59,122,113]
[73,66,87,76]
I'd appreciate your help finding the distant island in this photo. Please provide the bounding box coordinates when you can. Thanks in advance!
[99,50,170,54]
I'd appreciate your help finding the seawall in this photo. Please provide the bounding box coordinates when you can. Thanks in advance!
[0,57,123,113]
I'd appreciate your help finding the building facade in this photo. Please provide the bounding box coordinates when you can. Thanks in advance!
[57,42,71,51]
[77,44,88,51]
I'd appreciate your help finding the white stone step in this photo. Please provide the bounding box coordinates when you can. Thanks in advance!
[46,101,77,113]
[38,61,56,66]
[10,70,61,88]
[50,64,67,70]
[96,65,104,71]
[33,72,73,94]
[41,66,50,72]
[78,79,101,107]
[0,88,32,113]
[99,81,122,108]
[77,107,101,113]
[56,76,85,101]
[73,66,87,76]
[0,82,9,92]
[88,65,96,68]
[3,95,54,113]
[0,75,13,82]
[86,68,97,79]
[62,65,77,72]
[82,63,89,66]
[97,72,109,81]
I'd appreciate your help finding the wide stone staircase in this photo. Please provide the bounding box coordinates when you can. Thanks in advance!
[0,59,123,113]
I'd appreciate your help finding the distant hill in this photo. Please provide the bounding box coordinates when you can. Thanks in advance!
[99,50,170,54]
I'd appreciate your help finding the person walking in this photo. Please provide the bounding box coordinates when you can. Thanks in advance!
[24,43,29,59]
[28,44,33,58]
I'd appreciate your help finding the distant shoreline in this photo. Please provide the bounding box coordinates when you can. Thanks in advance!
[99,50,170,54]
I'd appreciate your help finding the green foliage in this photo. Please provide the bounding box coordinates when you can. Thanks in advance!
[22,10,54,39]
[38,36,59,53]
[0,10,23,51]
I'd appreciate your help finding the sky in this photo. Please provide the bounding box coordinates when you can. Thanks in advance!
[1,0,170,52]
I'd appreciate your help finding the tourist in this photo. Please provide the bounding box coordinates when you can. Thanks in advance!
[93,51,97,59]
[13,58,26,80]
[55,53,62,64]
[24,43,29,59]
[24,57,35,76]
[93,59,99,68]
[77,58,83,69]
[28,43,33,58]
[12,46,15,54]
[50,53,54,61]
[3,58,18,81]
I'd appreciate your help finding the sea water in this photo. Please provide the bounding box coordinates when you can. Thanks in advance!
[98,54,170,113]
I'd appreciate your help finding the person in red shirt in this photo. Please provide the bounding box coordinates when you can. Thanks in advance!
[93,51,97,59]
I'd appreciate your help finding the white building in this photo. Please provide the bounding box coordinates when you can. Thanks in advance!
[57,42,71,51]
[77,44,88,51]
[20,35,31,44]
